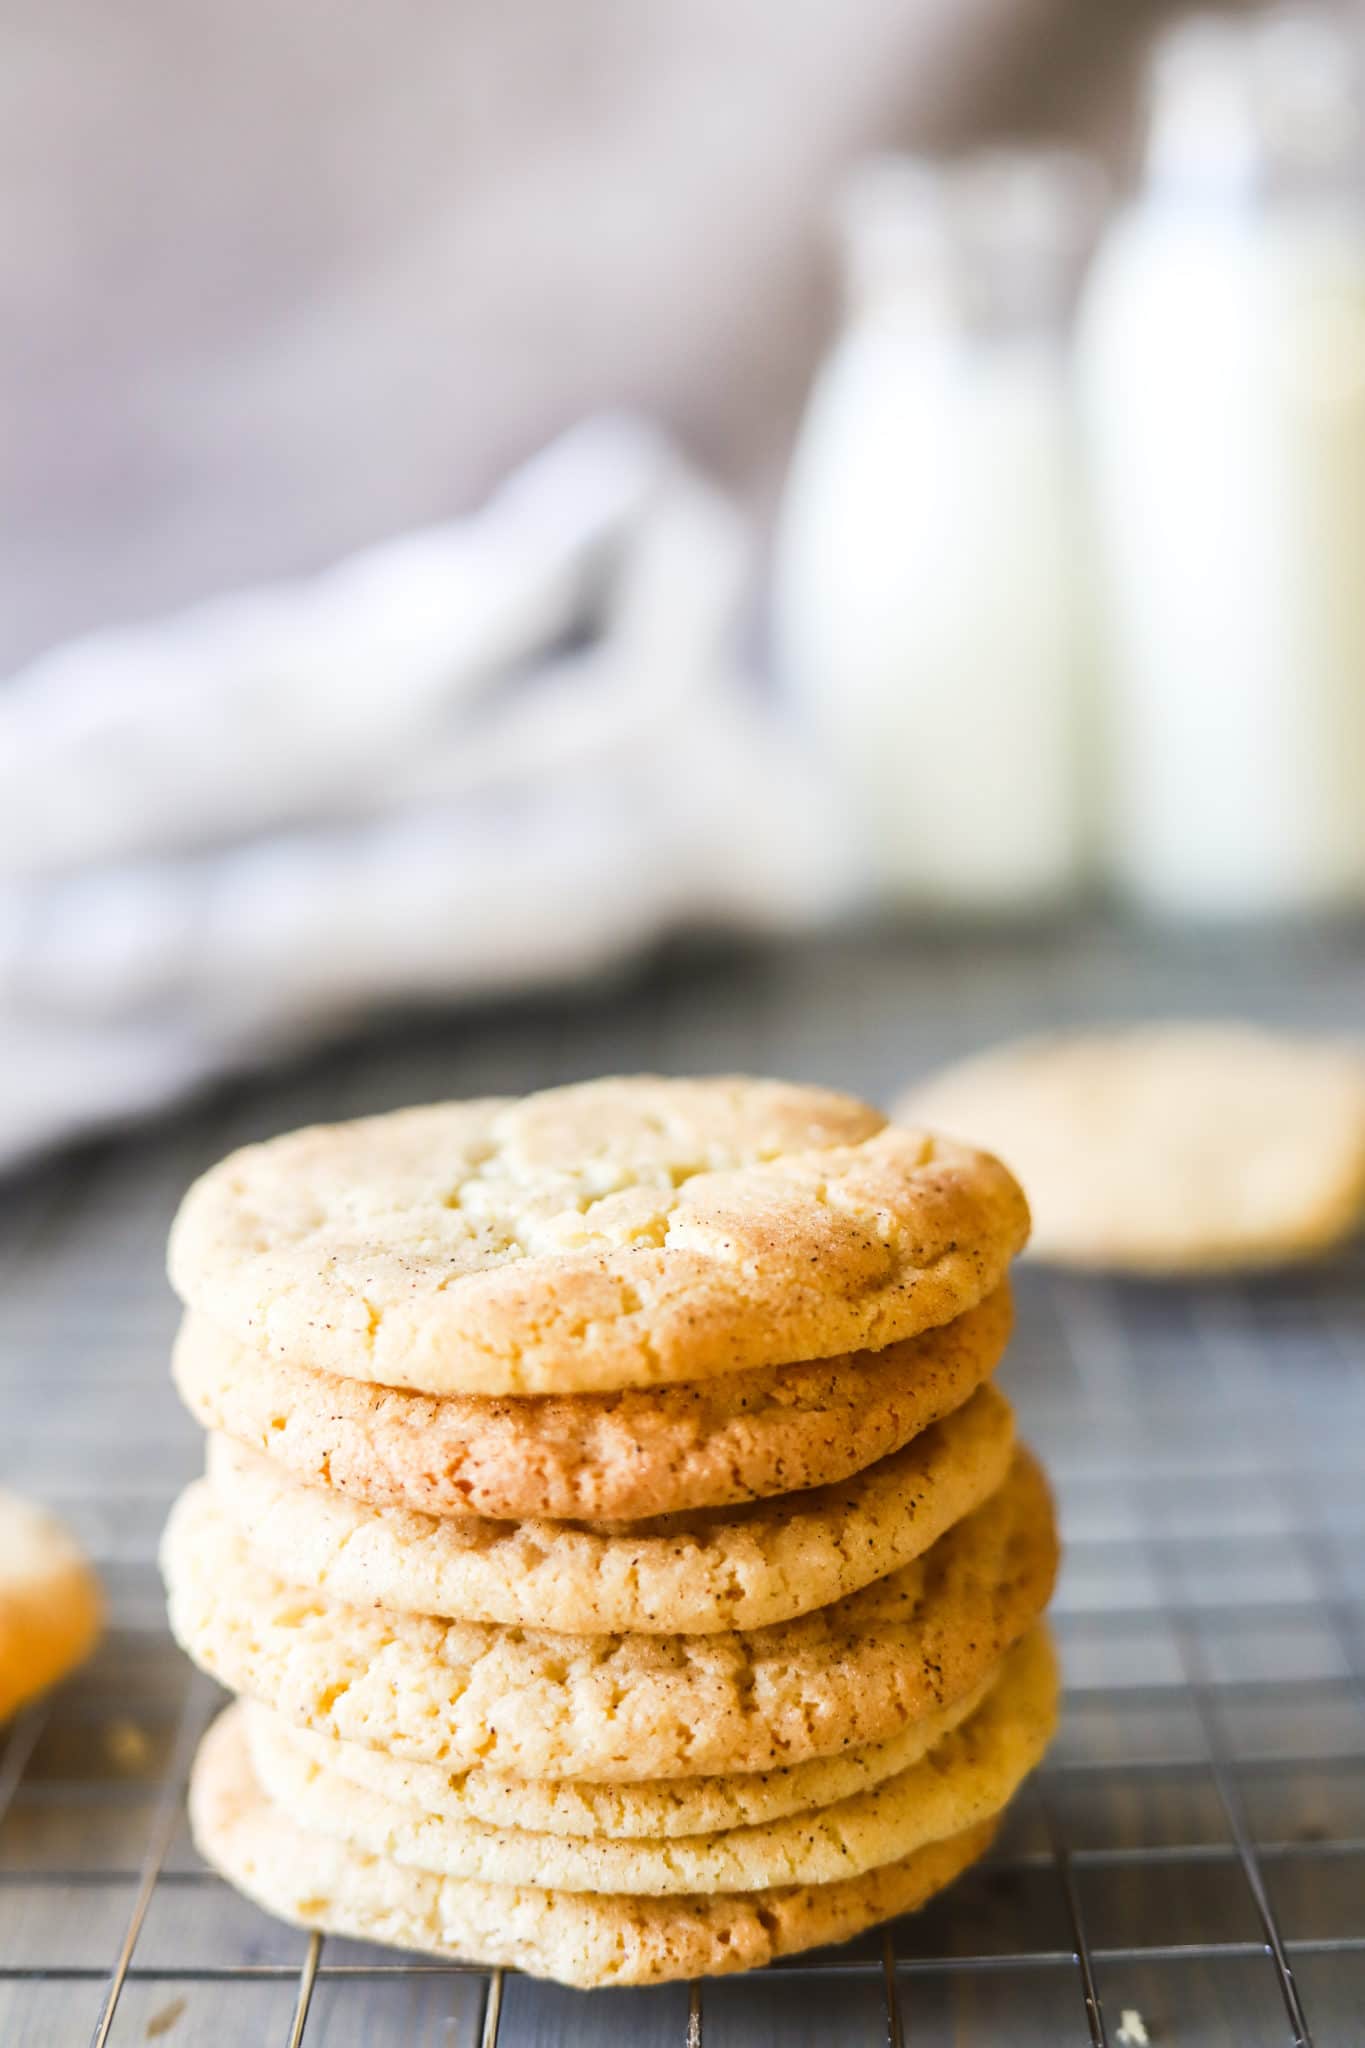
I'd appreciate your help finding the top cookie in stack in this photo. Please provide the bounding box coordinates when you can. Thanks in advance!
[162,1077,1057,1988]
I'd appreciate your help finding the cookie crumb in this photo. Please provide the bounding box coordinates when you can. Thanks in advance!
[106,1719,152,1773]
[1116,2009,1150,2046]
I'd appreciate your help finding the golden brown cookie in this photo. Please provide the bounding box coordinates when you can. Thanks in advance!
[191,1705,1000,1987]
[899,1025,1365,1273]
[168,1077,1028,1395]
[243,1655,1000,1841]
[203,1383,1014,1634]
[171,1284,1012,1522]
[161,1448,1057,1781]
[243,1628,1057,1892]
[0,1491,103,1721]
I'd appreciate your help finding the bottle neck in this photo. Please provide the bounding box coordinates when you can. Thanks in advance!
[1141,9,1365,210]
[837,150,1098,345]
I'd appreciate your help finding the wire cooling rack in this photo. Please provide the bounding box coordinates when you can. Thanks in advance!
[2,924,1363,2046]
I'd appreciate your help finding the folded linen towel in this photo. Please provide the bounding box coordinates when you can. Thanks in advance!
[0,419,855,1167]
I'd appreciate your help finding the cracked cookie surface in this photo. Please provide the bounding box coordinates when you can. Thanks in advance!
[191,1705,1001,1986]
[169,1077,1028,1395]
[242,1654,1000,1841]
[162,1449,1057,1781]
[203,1382,1014,1634]
[172,1284,1012,1521]
[242,1628,1056,1892]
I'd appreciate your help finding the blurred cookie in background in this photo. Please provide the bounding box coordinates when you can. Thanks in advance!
[897,1024,1365,1275]
[0,1491,102,1721]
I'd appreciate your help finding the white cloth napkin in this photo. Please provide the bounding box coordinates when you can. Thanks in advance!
[0,418,855,1167]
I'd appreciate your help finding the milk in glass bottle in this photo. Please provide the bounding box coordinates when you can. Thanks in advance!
[773,151,1098,913]
[1078,7,1365,916]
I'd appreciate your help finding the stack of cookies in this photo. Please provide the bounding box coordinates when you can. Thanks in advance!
[161,1077,1059,1988]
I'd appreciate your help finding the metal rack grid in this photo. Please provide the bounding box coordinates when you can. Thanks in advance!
[1,924,1363,2045]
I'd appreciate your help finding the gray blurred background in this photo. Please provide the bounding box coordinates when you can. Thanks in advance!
[1,0,1166,666]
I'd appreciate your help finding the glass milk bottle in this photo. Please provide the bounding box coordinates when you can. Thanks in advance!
[773,151,1098,914]
[1078,7,1365,917]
